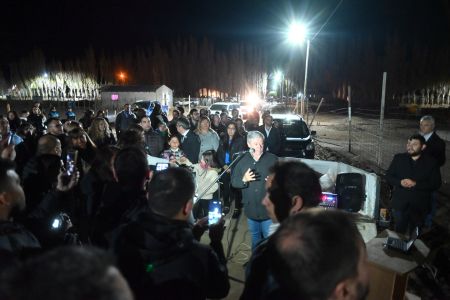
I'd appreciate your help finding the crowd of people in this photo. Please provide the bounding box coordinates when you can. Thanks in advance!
[0,99,446,299]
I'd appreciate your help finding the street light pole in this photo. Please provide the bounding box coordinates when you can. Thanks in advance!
[287,22,309,116]
[302,39,310,119]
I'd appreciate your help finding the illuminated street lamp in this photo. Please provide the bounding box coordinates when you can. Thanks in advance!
[287,21,310,117]
[118,72,127,85]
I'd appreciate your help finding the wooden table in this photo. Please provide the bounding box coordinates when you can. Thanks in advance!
[366,231,429,300]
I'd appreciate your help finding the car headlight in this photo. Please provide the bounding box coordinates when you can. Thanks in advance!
[306,142,314,151]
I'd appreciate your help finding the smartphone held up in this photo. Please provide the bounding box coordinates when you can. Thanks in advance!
[65,151,78,176]
[156,162,169,172]
[208,200,222,225]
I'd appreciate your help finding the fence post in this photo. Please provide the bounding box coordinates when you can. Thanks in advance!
[377,72,387,167]
[348,85,352,153]
[308,97,324,128]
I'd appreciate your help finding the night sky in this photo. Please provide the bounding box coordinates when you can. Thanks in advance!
[1,0,450,63]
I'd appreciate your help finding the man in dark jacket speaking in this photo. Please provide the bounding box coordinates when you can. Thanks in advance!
[231,131,278,250]
[386,134,441,234]
[113,167,229,300]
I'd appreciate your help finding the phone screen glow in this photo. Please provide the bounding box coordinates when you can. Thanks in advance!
[208,201,222,225]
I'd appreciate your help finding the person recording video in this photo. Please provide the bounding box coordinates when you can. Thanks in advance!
[19,157,81,250]
[113,167,230,300]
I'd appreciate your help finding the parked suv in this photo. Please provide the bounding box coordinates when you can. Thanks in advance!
[133,100,155,115]
[209,102,240,115]
[271,113,315,158]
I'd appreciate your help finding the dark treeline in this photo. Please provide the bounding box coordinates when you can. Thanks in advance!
[2,34,450,105]
[3,37,268,99]
[280,33,450,106]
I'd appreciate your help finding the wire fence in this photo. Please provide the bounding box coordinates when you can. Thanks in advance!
[312,106,450,191]
[349,109,412,171]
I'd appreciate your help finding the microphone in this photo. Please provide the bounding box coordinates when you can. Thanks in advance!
[233,148,255,157]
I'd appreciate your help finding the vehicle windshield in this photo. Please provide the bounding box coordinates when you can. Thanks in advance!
[210,104,228,111]
[135,101,152,109]
[274,118,310,138]
[270,105,292,114]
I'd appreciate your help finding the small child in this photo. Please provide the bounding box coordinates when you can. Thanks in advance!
[160,135,185,163]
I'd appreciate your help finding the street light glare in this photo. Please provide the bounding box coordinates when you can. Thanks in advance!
[288,22,307,45]
[274,70,283,83]
[246,91,260,104]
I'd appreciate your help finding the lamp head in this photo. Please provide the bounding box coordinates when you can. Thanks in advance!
[288,22,308,45]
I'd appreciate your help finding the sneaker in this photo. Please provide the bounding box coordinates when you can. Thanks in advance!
[223,206,230,215]
[232,208,241,219]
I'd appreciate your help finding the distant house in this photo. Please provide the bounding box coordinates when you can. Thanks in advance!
[100,85,173,111]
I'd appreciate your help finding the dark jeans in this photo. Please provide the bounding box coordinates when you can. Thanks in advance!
[392,207,426,235]
[425,192,438,228]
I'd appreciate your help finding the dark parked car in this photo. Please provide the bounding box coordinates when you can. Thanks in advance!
[271,113,315,158]
[133,100,156,116]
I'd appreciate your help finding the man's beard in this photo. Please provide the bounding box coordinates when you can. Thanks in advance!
[408,150,422,157]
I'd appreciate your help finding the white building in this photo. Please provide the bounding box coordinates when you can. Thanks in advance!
[100,85,173,111]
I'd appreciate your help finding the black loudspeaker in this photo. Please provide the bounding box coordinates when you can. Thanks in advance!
[336,173,365,212]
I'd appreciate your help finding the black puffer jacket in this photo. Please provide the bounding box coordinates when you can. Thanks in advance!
[0,221,41,259]
[113,211,230,300]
